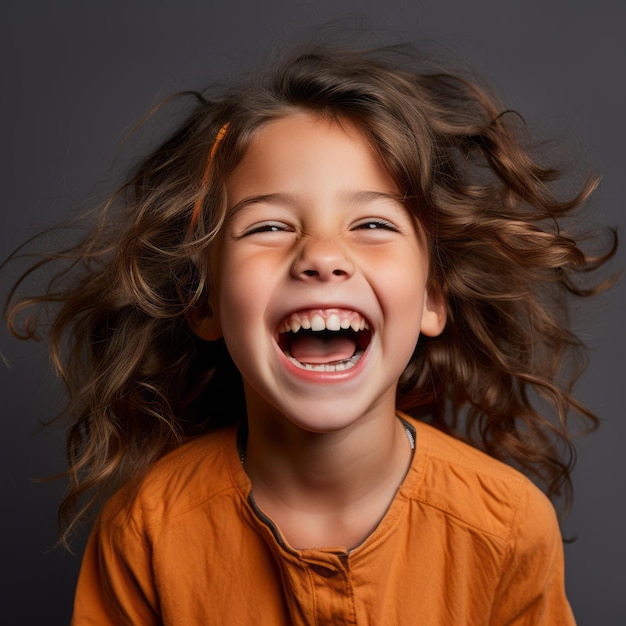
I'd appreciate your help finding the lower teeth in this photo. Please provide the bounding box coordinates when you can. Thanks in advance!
[286,351,363,372]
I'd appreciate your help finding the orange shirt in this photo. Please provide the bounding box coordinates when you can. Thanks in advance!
[72,416,575,625]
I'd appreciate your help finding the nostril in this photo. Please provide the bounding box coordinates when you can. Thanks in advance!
[301,268,346,277]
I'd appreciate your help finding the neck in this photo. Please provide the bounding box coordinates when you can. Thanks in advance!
[243,409,413,515]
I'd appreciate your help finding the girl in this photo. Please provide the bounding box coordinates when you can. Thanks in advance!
[4,44,616,624]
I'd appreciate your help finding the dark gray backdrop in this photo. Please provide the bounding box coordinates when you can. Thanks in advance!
[1,1,624,624]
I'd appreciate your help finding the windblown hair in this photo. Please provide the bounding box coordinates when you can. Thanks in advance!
[4,44,616,544]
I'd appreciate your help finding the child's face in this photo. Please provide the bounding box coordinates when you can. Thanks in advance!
[198,112,445,432]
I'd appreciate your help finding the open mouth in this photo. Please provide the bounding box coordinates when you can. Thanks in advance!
[277,309,372,372]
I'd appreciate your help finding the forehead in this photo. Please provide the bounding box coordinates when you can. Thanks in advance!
[225,112,400,206]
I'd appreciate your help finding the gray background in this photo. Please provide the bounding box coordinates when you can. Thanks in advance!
[1,1,624,624]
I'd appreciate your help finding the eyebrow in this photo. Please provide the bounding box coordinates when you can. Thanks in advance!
[227,193,297,217]
[340,190,406,206]
[227,190,405,217]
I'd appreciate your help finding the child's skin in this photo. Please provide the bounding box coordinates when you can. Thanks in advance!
[192,112,446,550]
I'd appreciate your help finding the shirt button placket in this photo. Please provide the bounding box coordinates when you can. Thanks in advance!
[306,556,356,626]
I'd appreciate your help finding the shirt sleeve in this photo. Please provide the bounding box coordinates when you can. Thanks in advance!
[71,501,160,626]
[489,482,576,625]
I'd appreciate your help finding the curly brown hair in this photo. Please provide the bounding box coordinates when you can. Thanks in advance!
[3,44,617,544]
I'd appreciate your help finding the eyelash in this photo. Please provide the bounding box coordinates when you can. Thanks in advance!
[242,222,290,236]
[354,219,399,231]
[240,218,400,237]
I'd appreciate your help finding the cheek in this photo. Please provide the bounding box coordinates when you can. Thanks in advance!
[371,247,429,301]
[217,282,254,336]
[375,255,430,339]
[215,255,273,346]
[216,289,258,380]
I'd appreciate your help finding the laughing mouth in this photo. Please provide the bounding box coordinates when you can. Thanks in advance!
[277,309,372,372]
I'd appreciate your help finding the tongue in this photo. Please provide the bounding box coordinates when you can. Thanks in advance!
[289,333,357,364]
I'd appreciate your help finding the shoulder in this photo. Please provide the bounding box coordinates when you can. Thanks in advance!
[100,426,242,530]
[404,416,559,543]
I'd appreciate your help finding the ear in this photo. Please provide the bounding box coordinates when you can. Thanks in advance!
[420,288,446,338]
[187,303,222,341]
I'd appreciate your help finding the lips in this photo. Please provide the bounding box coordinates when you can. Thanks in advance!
[276,308,372,372]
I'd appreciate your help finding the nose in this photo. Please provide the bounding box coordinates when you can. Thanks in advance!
[291,236,355,282]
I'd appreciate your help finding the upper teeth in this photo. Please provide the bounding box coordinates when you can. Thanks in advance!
[279,309,369,334]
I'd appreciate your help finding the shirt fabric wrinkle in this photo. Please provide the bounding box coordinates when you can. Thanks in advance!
[72,413,575,625]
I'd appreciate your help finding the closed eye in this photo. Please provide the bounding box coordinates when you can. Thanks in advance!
[353,219,399,232]
[239,221,292,237]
